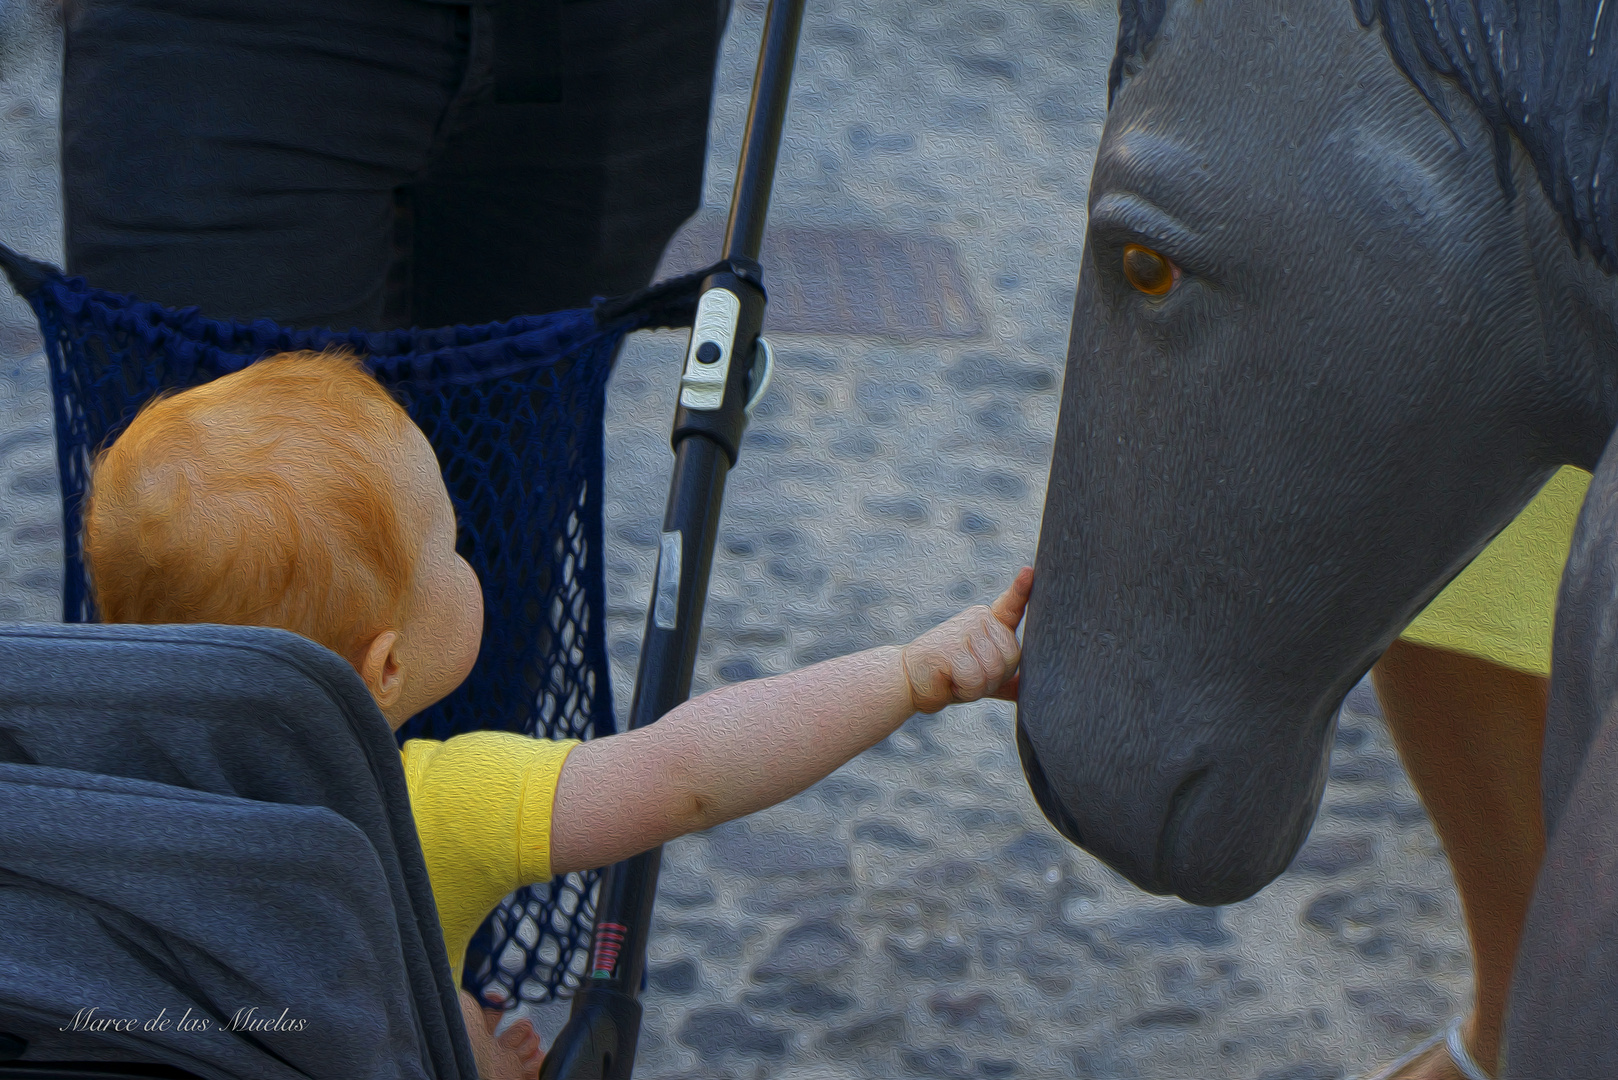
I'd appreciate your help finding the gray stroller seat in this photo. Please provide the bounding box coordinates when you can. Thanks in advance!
[0,623,480,1080]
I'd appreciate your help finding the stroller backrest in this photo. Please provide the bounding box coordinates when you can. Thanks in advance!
[0,623,477,1080]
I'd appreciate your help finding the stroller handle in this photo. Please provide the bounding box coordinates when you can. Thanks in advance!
[541,0,807,1076]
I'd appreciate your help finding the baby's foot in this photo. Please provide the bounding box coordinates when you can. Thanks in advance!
[483,1008,543,1080]
[1363,1020,1493,1080]
[1372,1041,1474,1080]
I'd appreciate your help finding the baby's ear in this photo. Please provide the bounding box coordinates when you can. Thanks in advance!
[355,630,403,712]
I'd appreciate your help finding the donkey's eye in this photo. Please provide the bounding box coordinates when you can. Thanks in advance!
[1122,243,1179,296]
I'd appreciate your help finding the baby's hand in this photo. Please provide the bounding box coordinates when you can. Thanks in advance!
[901,567,1033,714]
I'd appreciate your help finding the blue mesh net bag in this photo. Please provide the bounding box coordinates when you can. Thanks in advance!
[0,241,712,1008]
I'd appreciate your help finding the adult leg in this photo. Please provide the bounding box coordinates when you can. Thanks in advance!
[61,0,469,328]
[1369,640,1548,1079]
[401,0,727,326]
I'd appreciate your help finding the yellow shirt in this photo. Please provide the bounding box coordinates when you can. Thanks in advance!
[399,731,579,983]
[1401,464,1592,676]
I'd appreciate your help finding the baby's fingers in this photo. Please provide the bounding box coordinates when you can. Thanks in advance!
[990,567,1034,630]
[974,615,1021,702]
[953,619,1017,702]
[966,621,1010,677]
[990,671,1020,702]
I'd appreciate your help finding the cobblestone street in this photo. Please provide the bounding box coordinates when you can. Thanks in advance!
[1,0,1472,1075]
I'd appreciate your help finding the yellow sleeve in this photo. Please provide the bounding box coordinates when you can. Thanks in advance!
[1401,464,1591,676]
[399,731,579,984]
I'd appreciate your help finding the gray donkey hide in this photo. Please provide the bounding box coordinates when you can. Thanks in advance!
[1017,0,1618,1072]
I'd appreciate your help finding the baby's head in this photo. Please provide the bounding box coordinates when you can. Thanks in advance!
[83,349,483,729]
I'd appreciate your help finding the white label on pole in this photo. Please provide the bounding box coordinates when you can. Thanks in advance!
[654,530,682,630]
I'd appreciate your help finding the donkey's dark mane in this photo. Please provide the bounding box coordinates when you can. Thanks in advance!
[1110,0,1618,272]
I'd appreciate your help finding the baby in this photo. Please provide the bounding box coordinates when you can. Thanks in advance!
[82,349,1032,1079]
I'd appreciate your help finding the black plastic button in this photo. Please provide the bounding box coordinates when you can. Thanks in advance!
[695,341,721,364]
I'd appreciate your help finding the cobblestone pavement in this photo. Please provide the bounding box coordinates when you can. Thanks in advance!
[1,1,1472,1077]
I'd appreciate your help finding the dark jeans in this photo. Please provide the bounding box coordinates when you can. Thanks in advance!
[62,0,726,329]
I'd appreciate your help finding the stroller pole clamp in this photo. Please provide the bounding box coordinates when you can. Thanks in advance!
[678,289,742,411]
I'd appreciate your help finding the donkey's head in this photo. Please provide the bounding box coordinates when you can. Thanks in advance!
[1017,0,1618,903]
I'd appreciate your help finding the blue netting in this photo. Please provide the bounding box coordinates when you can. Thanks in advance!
[0,244,697,1008]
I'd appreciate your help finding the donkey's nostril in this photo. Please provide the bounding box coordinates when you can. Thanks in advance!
[1016,715,1085,847]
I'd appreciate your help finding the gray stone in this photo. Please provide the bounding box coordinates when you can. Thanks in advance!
[1000,830,1067,872]
[1343,681,1383,716]
[1290,835,1377,876]
[703,825,850,878]
[649,959,702,995]
[739,878,853,919]
[658,865,718,910]
[852,820,931,850]
[1256,1066,1342,1080]
[884,935,971,980]
[818,1013,907,1055]
[911,858,978,890]
[716,658,763,683]
[942,353,1057,394]
[809,773,880,809]
[946,52,1020,84]
[901,1044,974,1078]
[661,919,753,962]
[953,466,1028,501]
[1329,758,1398,784]
[1104,906,1231,949]
[752,918,862,983]
[1324,797,1427,827]
[956,510,999,537]
[675,1006,791,1060]
[861,494,931,525]
[1012,943,1077,994]
[1333,723,1372,750]
[742,979,856,1017]
[927,990,1017,1035]
[1127,1005,1203,1028]
[830,430,880,459]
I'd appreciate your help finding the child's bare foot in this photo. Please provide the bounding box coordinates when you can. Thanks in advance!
[1370,1042,1474,1080]
[485,1008,543,1080]
[459,991,545,1080]
[1360,1019,1493,1080]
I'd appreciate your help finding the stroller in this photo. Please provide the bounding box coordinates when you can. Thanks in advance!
[0,231,686,1079]
[0,621,485,1080]
[0,0,803,1073]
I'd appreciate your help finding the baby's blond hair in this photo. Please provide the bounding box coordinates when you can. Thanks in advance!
[83,349,427,664]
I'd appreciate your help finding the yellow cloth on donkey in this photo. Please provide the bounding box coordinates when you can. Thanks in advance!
[1399,465,1592,676]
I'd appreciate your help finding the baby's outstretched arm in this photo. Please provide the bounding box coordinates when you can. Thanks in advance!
[549,567,1033,874]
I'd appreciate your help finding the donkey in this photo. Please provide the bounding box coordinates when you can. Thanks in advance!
[1017,0,1618,1073]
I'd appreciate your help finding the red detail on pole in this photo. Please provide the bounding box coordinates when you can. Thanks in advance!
[591,922,628,978]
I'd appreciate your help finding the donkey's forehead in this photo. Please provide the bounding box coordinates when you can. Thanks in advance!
[1089,133,1235,228]
[1099,0,1488,211]
[1122,0,1404,116]
[1093,132,1201,188]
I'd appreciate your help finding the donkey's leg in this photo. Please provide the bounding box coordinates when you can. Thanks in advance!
[1369,639,1548,1079]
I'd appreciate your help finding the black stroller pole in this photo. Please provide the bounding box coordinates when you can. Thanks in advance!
[539,0,805,1076]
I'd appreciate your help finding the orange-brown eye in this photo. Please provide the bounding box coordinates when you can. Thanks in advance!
[1122,243,1179,296]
